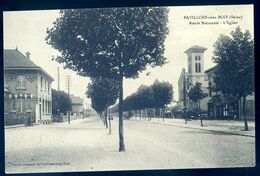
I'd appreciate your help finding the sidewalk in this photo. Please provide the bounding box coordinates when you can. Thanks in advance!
[139,118,255,137]
[5,123,40,129]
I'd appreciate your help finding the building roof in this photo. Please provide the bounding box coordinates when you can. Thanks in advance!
[71,95,83,105]
[4,49,39,68]
[4,49,54,81]
[184,45,207,54]
[204,65,217,73]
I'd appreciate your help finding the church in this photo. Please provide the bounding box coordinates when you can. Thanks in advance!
[177,45,255,120]
[178,45,208,112]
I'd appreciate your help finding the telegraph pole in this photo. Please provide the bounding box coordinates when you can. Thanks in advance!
[57,67,60,121]
[183,69,187,124]
[66,75,71,124]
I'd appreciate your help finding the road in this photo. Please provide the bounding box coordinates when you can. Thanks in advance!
[5,116,255,173]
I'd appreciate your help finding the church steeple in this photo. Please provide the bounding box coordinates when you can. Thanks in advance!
[184,45,207,87]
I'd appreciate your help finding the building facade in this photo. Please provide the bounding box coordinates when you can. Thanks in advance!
[4,49,54,125]
[205,66,255,120]
[71,95,84,119]
[178,45,209,112]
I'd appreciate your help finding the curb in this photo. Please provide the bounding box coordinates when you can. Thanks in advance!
[150,121,255,138]
[5,123,39,129]
[5,125,25,129]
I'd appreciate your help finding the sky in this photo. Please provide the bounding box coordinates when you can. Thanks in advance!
[3,5,254,107]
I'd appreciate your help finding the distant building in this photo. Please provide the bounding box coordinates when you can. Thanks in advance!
[70,95,83,118]
[177,68,186,107]
[4,49,54,125]
[205,66,255,120]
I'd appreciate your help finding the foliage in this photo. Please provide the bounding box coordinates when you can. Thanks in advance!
[212,27,254,98]
[188,82,207,106]
[122,80,173,111]
[151,79,173,109]
[52,89,72,115]
[212,27,254,130]
[46,8,169,79]
[46,7,169,151]
[86,78,119,115]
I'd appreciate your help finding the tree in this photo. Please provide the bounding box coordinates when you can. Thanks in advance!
[151,80,173,121]
[46,8,169,151]
[188,82,207,126]
[52,89,72,115]
[212,27,254,131]
[136,85,154,120]
[86,78,119,131]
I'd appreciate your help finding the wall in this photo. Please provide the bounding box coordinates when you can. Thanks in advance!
[37,71,52,121]
[4,70,39,125]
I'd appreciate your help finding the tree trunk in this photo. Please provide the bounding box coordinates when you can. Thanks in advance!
[199,100,203,126]
[105,108,108,128]
[238,97,242,119]
[184,107,187,124]
[118,75,125,151]
[140,109,142,120]
[108,109,111,135]
[243,96,249,131]
[100,114,105,126]
[162,107,165,122]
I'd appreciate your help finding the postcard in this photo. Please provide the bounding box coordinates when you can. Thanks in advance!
[3,4,255,173]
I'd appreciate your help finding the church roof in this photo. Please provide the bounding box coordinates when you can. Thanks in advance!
[204,65,217,73]
[184,45,207,54]
[4,49,54,81]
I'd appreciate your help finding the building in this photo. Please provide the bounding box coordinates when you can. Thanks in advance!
[4,48,54,125]
[205,66,255,120]
[177,68,186,107]
[178,45,209,112]
[70,95,84,119]
[184,45,208,90]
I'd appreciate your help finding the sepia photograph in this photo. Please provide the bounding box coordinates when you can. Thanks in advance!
[3,4,255,174]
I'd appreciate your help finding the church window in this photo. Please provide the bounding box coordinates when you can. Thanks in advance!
[195,55,201,73]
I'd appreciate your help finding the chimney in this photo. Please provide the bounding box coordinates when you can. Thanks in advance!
[26,51,30,59]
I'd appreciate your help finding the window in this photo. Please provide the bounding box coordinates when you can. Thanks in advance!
[17,75,25,87]
[47,82,49,94]
[25,100,31,110]
[195,55,201,73]
[41,77,43,89]
[12,100,16,111]
[195,56,201,61]
[45,80,47,91]
[42,99,45,114]
[17,100,23,112]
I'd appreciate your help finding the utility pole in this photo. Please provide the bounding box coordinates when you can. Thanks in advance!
[183,69,187,124]
[82,98,84,119]
[66,75,71,124]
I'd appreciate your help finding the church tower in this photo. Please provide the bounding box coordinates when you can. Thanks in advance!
[184,45,207,91]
